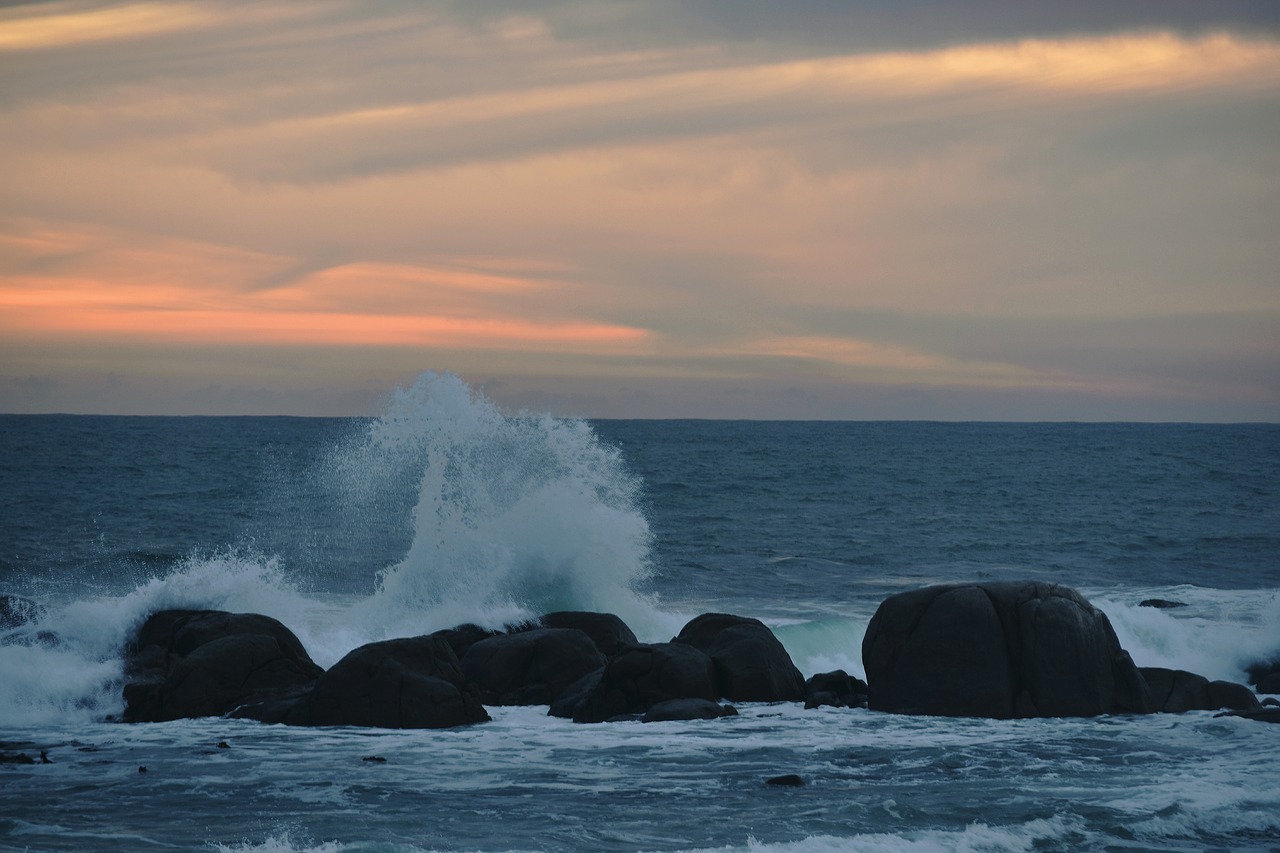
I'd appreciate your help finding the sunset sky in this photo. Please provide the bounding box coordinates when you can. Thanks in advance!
[2,1,1278,419]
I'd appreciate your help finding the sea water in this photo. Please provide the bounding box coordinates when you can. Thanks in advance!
[1,372,1278,852]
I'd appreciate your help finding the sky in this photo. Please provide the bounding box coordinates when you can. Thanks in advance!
[1,1,1278,419]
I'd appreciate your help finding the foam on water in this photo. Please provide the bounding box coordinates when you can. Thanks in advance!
[1094,586,1280,683]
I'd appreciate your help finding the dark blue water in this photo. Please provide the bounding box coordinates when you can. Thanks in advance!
[2,376,1278,853]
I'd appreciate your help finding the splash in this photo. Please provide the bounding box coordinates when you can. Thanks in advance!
[348,373,667,639]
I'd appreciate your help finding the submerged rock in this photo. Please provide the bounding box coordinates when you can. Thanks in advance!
[673,613,805,702]
[1138,599,1187,609]
[284,634,489,729]
[862,581,1151,719]
[460,628,605,706]
[122,610,324,723]
[0,594,45,630]
[640,698,737,723]
[765,774,805,787]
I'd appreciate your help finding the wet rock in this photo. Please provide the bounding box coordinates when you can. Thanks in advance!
[538,611,638,657]
[1244,658,1280,694]
[766,774,805,787]
[862,581,1151,718]
[430,623,503,662]
[0,594,45,630]
[804,670,869,709]
[284,634,489,729]
[640,698,738,723]
[460,628,605,706]
[1138,599,1187,609]
[122,610,324,723]
[1216,707,1280,724]
[0,752,36,765]
[1139,667,1259,713]
[673,613,805,702]
[566,642,718,723]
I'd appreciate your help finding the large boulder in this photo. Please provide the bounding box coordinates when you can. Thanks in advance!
[122,610,324,722]
[556,642,718,723]
[460,628,605,706]
[538,612,638,657]
[1140,667,1260,713]
[284,634,489,729]
[673,613,805,702]
[862,582,1151,719]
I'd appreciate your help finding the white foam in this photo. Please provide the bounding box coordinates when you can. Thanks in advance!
[1094,586,1280,683]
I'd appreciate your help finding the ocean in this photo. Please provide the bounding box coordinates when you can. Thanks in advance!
[2,372,1278,852]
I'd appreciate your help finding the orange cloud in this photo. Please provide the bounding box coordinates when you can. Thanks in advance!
[0,223,649,352]
[0,2,215,51]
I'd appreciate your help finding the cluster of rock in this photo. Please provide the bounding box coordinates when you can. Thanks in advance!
[5,584,1272,729]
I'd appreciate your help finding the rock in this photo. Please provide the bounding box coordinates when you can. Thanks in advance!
[862,582,1151,719]
[122,610,324,723]
[1138,599,1187,609]
[431,623,503,662]
[285,634,489,729]
[765,774,805,787]
[1140,667,1259,713]
[567,642,718,723]
[1216,707,1280,724]
[460,628,605,706]
[1245,658,1280,694]
[804,670,869,709]
[640,698,737,723]
[0,595,44,630]
[548,669,604,719]
[673,613,805,702]
[1208,680,1261,713]
[538,611,638,657]
[0,752,36,765]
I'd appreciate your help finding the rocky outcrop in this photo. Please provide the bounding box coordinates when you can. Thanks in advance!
[284,634,489,729]
[460,628,605,706]
[804,670,868,709]
[538,611,638,657]
[1140,667,1260,713]
[554,642,718,723]
[673,613,805,702]
[862,582,1151,718]
[122,610,324,723]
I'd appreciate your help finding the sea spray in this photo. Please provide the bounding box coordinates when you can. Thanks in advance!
[348,373,676,641]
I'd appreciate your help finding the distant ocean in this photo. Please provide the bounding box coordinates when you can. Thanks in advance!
[2,372,1278,852]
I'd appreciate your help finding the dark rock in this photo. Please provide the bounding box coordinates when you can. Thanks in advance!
[1141,667,1211,713]
[548,669,604,719]
[1216,707,1280,724]
[0,595,44,630]
[1208,680,1261,712]
[122,610,324,723]
[363,755,386,763]
[804,670,869,709]
[460,628,605,706]
[285,634,489,729]
[862,581,1151,719]
[1138,599,1187,609]
[1245,657,1280,694]
[569,642,718,723]
[766,774,805,787]
[640,698,738,723]
[538,611,638,657]
[430,623,503,663]
[673,613,805,702]
[0,752,36,765]
[1138,667,1260,714]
